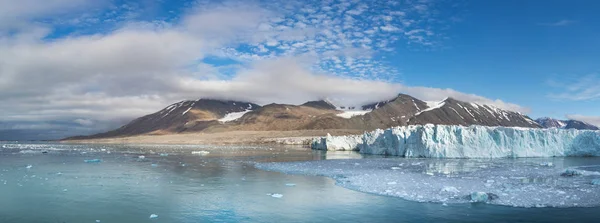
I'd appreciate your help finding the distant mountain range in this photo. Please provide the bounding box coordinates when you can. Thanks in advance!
[535,117,599,130]
[67,93,596,140]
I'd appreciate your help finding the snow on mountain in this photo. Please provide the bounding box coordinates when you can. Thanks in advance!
[535,117,567,128]
[335,110,372,119]
[408,98,540,128]
[312,124,600,158]
[218,104,254,122]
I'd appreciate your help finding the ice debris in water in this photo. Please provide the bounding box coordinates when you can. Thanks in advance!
[191,151,210,156]
[255,158,600,208]
[25,165,32,169]
[268,193,283,198]
[440,186,460,194]
[149,214,158,219]
[138,155,145,160]
[592,179,600,185]
[151,164,158,167]
[285,183,296,187]
[84,159,102,163]
[540,162,554,167]
[96,220,101,223]
[159,153,169,157]
[470,192,489,203]
[561,169,583,177]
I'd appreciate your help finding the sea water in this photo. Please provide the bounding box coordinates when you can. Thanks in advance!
[1,142,599,222]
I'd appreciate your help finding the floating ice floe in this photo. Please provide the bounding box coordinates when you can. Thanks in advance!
[312,124,600,158]
[268,193,283,198]
[285,183,296,187]
[149,214,158,219]
[256,158,600,207]
[440,186,460,194]
[25,165,32,169]
[592,179,600,185]
[159,153,169,157]
[191,151,210,156]
[84,159,102,163]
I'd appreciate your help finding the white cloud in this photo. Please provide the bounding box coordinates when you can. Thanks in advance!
[539,19,575,26]
[1,0,525,139]
[548,74,600,101]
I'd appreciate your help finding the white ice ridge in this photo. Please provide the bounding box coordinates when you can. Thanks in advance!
[311,124,600,158]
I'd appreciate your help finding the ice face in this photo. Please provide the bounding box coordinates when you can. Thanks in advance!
[312,125,600,158]
[255,158,600,208]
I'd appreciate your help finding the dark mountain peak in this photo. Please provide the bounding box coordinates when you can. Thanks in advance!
[564,120,599,130]
[362,93,425,111]
[301,100,336,110]
[409,97,540,128]
[534,117,598,130]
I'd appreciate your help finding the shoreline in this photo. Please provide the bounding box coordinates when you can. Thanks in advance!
[59,129,364,146]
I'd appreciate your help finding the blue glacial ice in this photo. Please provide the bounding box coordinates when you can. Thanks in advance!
[311,125,600,158]
[256,158,600,207]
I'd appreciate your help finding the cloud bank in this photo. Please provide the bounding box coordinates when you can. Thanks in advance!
[0,0,529,139]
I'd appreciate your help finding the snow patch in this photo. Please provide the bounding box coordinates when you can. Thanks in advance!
[416,100,446,116]
[336,110,371,119]
[219,110,251,122]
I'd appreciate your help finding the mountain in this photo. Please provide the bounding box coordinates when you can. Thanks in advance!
[535,117,599,130]
[301,100,336,110]
[535,117,567,128]
[65,99,260,139]
[65,94,542,140]
[407,98,540,128]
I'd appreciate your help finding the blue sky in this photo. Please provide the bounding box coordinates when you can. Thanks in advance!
[0,0,599,140]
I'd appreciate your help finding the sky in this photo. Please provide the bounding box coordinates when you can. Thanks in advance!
[0,0,599,140]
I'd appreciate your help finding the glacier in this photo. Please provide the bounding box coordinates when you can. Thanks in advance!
[311,124,600,158]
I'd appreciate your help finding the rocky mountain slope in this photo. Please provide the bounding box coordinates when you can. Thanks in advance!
[535,117,599,130]
[65,99,260,139]
[66,94,542,140]
[407,98,540,128]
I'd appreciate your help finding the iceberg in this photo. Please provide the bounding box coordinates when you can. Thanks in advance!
[311,124,600,158]
[311,133,363,151]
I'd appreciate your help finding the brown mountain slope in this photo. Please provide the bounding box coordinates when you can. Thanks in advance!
[407,98,540,128]
[64,94,541,140]
[65,99,260,139]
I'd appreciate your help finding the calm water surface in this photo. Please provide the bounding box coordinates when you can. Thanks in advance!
[0,142,599,223]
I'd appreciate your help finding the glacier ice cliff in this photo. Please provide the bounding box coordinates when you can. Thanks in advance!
[311,124,600,158]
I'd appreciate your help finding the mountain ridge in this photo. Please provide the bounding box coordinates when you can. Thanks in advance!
[535,117,599,130]
[64,94,542,140]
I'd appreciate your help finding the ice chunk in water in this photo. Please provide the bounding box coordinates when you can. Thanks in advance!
[149,214,158,219]
[592,179,600,185]
[25,165,32,169]
[159,153,169,157]
[84,159,102,163]
[470,192,489,203]
[285,183,296,187]
[561,169,583,177]
[191,151,210,156]
[268,193,283,198]
[440,186,460,194]
[138,155,146,160]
